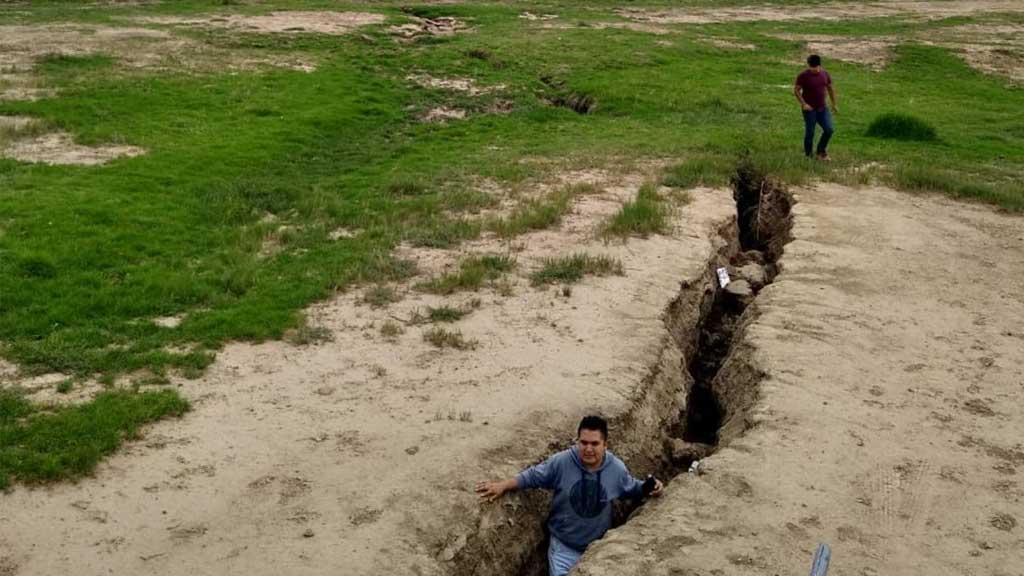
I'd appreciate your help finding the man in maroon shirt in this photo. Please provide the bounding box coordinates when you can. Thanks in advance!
[794,54,838,160]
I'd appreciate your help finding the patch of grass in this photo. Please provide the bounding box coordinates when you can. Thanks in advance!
[418,254,515,295]
[662,155,734,188]
[387,180,429,197]
[55,380,73,394]
[489,186,582,238]
[530,253,624,286]
[0,389,189,489]
[284,318,333,345]
[379,320,404,340]
[866,113,939,141]
[422,327,477,350]
[427,305,469,323]
[404,217,481,249]
[363,284,402,308]
[602,183,671,239]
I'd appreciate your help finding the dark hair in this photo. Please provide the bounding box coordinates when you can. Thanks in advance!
[577,415,608,440]
[807,54,822,67]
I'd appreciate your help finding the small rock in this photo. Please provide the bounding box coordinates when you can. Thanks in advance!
[669,439,713,463]
[723,279,754,306]
[315,387,335,396]
[405,446,419,455]
[980,540,994,550]
[738,250,765,265]
[303,529,315,538]
[735,263,767,290]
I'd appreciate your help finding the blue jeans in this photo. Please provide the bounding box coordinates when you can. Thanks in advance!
[803,107,834,156]
[548,535,584,576]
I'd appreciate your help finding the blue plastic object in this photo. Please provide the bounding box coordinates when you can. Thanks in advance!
[809,543,831,576]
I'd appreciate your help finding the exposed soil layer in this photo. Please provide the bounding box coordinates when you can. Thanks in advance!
[134,12,385,35]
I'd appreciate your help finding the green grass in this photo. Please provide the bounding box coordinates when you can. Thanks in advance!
[488,185,587,238]
[1,0,1024,486]
[0,388,189,489]
[427,305,471,323]
[602,183,671,239]
[530,253,625,286]
[866,113,939,142]
[417,254,516,294]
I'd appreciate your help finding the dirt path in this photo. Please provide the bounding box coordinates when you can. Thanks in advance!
[577,184,1024,575]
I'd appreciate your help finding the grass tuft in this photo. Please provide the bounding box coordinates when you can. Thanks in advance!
[427,305,469,323]
[363,285,402,308]
[489,186,583,238]
[422,327,477,350]
[530,253,624,286]
[379,320,404,340]
[866,113,939,141]
[662,155,733,188]
[418,254,515,294]
[602,183,671,239]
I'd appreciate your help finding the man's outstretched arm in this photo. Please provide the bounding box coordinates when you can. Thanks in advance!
[476,478,518,502]
[827,84,838,113]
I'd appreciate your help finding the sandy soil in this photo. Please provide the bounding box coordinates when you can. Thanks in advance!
[577,183,1024,575]
[772,34,895,69]
[0,176,736,575]
[134,12,385,36]
[1,132,146,165]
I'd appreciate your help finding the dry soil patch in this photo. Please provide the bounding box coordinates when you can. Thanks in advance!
[617,0,1024,24]
[135,11,385,35]
[772,33,895,68]
[1,132,145,165]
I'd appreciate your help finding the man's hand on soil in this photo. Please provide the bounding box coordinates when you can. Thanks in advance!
[476,480,507,502]
[649,478,664,497]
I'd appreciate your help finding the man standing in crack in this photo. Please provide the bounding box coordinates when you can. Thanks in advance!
[794,54,838,161]
[477,415,664,576]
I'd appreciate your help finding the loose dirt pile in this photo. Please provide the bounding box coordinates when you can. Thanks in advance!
[576,183,1024,575]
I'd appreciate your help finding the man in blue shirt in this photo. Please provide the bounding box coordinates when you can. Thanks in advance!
[477,416,664,576]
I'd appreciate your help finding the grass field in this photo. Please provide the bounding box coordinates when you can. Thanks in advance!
[1,0,1022,487]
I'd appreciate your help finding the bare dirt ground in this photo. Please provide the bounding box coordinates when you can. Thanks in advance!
[577,184,1024,575]
[616,1,1024,25]
[0,175,736,575]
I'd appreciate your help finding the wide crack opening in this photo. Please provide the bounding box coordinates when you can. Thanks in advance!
[479,158,794,576]
[671,155,793,469]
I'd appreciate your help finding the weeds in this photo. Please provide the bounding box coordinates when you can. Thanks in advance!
[284,319,334,345]
[379,320,404,340]
[423,327,478,350]
[427,305,470,322]
[363,285,402,308]
[662,155,733,189]
[488,185,590,238]
[418,254,515,294]
[55,380,73,394]
[602,183,671,239]
[530,253,624,286]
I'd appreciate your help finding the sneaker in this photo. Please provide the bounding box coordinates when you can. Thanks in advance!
[816,152,832,162]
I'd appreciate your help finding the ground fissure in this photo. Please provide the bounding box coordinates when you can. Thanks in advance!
[450,163,795,576]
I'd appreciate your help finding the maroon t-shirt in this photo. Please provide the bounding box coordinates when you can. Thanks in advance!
[796,69,831,110]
